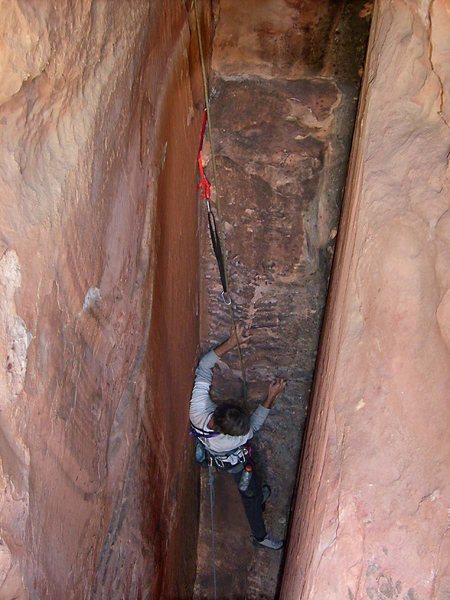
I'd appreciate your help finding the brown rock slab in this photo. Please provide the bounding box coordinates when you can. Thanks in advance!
[281,1,450,598]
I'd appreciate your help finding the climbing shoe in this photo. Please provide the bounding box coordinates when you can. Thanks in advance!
[253,534,284,550]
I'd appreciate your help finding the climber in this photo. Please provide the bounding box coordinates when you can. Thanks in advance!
[190,324,287,550]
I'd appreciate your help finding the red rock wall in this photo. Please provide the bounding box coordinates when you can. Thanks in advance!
[0,2,211,598]
[282,1,450,598]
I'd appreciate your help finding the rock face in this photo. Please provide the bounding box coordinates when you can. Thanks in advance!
[281,1,450,599]
[195,1,371,598]
[0,2,211,598]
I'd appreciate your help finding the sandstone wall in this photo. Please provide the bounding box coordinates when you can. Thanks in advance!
[0,2,210,598]
[281,1,450,598]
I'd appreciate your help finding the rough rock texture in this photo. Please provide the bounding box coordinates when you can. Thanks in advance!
[0,2,211,598]
[195,1,371,598]
[281,1,450,599]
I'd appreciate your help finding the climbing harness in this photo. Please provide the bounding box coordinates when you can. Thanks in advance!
[209,446,248,471]
[191,421,249,469]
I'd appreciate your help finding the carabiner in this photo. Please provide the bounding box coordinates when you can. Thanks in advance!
[221,291,232,306]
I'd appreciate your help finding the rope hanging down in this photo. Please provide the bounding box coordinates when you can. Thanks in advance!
[193,0,247,396]
[207,462,218,600]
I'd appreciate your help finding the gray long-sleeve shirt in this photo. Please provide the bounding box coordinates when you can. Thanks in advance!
[189,350,270,455]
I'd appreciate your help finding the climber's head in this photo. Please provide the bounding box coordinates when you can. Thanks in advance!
[212,402,250,436]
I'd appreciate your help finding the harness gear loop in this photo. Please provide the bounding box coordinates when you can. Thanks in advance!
[193,0,247,399]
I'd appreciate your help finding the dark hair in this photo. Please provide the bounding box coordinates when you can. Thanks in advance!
[213,403,250,436]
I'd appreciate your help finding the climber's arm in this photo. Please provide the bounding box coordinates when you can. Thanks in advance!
[214,324,249,357]
[250,377,287,433]
[263,378,287,409]
[189,325,249,422]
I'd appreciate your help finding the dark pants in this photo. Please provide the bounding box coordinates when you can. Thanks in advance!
[231,469,267,540]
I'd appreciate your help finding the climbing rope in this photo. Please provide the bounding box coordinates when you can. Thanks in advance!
[192,0,247,398]
[207,461,218,600]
